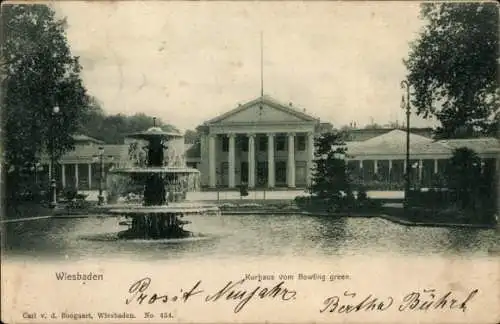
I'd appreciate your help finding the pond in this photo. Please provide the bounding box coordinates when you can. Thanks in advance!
[2,214,498,262]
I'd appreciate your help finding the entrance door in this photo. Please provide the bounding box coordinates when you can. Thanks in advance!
[256,162,268,187]
[220,162,228,187]
[275,161,287,186]
[240,162,248,184]
[295,163,307,187]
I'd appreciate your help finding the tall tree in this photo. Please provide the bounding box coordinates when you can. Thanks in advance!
[183,129,199,144]
[404,2,499,138]
[309,132,352,202]
[445,147,483,211]
[363,123,382,130]
[79,111,180,144]
[1,4,90,169]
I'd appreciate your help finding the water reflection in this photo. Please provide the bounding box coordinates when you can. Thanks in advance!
[2,214,499,261]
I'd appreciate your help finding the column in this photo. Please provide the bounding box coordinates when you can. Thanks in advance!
[228,133,236,188]
[248,134,256,188]
[88,163,92,189]
[359,160,363,181]
[48,161,52,180]
[287,132,295,188]
[433,159,438,174]
[208,134,216,188]
[74,163,79,189]
[267,133,275,188]
[418,159,423,182]
[306,132,314,186]
[388,159,393,182]
[61,164,66,188]
[374,160,378,175]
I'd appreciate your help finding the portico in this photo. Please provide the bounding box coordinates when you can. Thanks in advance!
[199,96,320,189]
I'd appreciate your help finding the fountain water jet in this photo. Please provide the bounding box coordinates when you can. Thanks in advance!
[106,125,219,239]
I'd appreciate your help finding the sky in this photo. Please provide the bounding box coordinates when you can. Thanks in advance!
[53,1,437,132]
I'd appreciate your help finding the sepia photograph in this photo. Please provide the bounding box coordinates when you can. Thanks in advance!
[1,1,499,323]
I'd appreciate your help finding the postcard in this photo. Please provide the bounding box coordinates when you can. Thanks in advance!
[1,1,499,323]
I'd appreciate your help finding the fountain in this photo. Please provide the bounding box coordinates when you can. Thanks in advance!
[106,123,220,239]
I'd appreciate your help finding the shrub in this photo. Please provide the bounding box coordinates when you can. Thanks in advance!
[356,186,368,202]
[310,132,352,199]
[239,184,249,197]
[294,195,311,205]
[64,188,78,201]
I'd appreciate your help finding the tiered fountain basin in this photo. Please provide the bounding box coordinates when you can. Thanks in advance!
[102,125,220,240]
[106,201,221,240]
[107,203,221,216]
[106,168,219,239]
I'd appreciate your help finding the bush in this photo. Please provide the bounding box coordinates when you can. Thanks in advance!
[240,184,249,197]
[294,195,311,204]
[64,188,78,201]
[352,180,405,191]
[356,187,368,202]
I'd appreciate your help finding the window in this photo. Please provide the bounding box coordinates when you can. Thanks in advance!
[240,162,248,183]
[257,162,268,185]
[276,161,287,183]
[276,136,286,151]
[259,136,267,151]
[241,138,248,152]
[297,135,306,151]
[222,136,229,152]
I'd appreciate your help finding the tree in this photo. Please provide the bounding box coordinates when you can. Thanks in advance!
[2,5,90,165]
[384,121,401,129]
[309,132,352,203]
[2,4,90,196]
[363,123,382,130]
[79,111,180,144]
[445,147,483,210]
[404,2,499,139]
[184,129,199,144]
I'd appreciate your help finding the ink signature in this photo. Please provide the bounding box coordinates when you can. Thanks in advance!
[125,277,297,313]
[320,289,479,313]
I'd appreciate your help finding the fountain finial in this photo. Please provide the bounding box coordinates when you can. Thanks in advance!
[153,117,157,127]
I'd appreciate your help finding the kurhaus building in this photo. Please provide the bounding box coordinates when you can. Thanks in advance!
[195,95,323,189]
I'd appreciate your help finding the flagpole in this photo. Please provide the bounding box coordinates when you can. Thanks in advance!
[260,31,264,98]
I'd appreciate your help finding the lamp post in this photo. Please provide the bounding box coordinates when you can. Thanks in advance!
[49,105,60,209]
[30,162,42,186]
[93,147,113,205]
[400,80,411,206]
[98,146,105,204]
[93,146,115,205]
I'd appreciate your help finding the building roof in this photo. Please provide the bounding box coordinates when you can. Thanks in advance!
[72,134,105,144]
[205,95,319,124]
[346,131,499,157]
[346,129,447,156]
[43,144,129,163]
[438,138,500,153]
[343,127,434,142]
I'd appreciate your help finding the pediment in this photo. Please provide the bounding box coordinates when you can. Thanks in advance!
[206,96,317,124]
